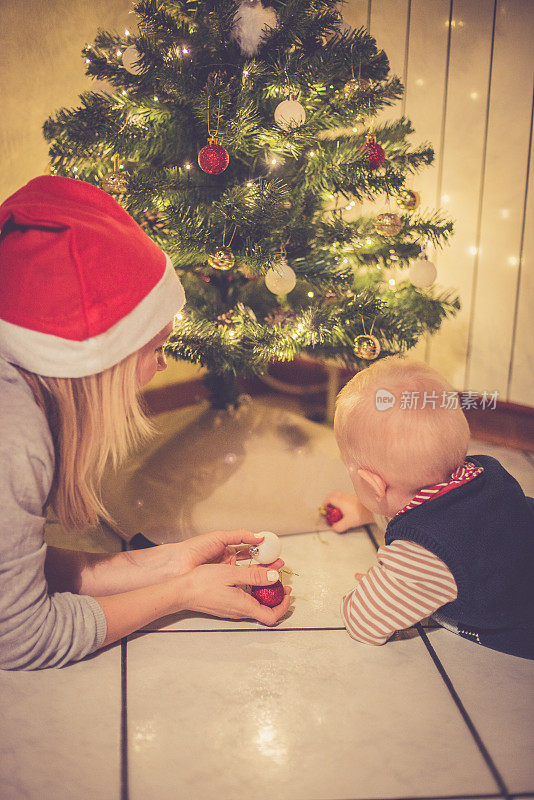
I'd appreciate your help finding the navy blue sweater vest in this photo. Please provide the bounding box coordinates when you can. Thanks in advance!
[385,455,534,659]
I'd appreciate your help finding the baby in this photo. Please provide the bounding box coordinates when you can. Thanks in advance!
[325,357,534,659]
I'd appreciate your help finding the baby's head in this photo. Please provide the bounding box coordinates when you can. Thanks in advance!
[334,357,470,517]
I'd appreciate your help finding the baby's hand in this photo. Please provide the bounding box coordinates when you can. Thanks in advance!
[322,491,374,533]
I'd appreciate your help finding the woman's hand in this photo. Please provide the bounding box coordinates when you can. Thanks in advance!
[322,491,374,533]
[170,529,284,575]
[181,563,292,626]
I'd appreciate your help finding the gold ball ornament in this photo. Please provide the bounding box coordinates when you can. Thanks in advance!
[396,190,420,211]
[207,245,235,271]
[343,77,370,99]
[101,171,128,195]
[354,334,381,360]
[374,213,403,237]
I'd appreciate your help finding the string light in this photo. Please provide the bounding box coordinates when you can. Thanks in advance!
[307,291,314,298]
[117,49,123,56]
[175,312,184,321]
[124,29,130,36]
[184,162,192,170]
[228,330,236,338]
[247,181,253,187]
[86,59,91,64]
[389,278,396,286]
[122,90,127,95]
[182,47,190,55]
[153,96,159,101]
[365,238,372,245]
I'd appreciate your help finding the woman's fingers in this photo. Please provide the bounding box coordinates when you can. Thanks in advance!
[224,564,281,587]
[211,529,265,547]
[249,586,292,626]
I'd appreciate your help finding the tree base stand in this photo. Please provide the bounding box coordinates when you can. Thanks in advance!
[102,398,354,544]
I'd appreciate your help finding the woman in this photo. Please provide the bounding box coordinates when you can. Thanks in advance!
[0,175,290,670]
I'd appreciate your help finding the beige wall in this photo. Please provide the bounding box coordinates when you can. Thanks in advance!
[1,1,533,403]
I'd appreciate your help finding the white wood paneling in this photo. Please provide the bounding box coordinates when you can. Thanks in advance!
[427,0,496,388]
[343,0,534,406]
[402,0,452,361]
[466,0,534,398]
[508,93,534,405]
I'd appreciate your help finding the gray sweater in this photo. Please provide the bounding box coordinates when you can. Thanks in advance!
[0,357,107,669]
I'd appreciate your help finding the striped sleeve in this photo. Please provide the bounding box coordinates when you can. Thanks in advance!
[340,540,458,645]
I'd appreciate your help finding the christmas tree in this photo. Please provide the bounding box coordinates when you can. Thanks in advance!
[43,0,458,409]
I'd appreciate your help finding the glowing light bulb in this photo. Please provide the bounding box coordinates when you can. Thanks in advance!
[175,313,183,321]
[122,90,127,95]
[153,96,158,101]
[86,58,91,64]
[470,91,479,100]
[182,47,190,55]
[184,162,191,170]
[243,70,249,76]
[309,150,315,157]
[271,158,277,165]
[365,238,372,245]
[297,323,304,331]
[247,181,253,187]
[307,291,314,298]
[468,245,478,256]
[228,330,235,338]
[117,49,122,56]
[125,29,131,36]
[507,256,519,267]
[345,205,351,210]
[352,127,359,132]
[389,278,396,286]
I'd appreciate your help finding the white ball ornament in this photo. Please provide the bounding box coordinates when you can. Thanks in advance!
[265,257,297,295]
[122,45,144,75]
[274,94,306,131]
[249,531,282,564]
[409,254,437,288]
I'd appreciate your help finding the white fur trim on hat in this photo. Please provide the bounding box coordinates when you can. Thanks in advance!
[0,255,185,378]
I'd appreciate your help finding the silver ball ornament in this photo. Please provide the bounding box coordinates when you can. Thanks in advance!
[409,254,437,288]
[249,531,282,564]
[274,94,306,131]
[122,45,144,75]
[264,258,297,295]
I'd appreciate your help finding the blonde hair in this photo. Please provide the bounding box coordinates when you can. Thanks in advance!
[17,352,154,531]
[334,357,470,491]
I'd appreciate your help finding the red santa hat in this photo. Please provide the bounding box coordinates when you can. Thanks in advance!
[0,175,185,377]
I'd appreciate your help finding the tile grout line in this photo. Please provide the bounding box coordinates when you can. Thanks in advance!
[120,637,129,800]
[417,626,511,800]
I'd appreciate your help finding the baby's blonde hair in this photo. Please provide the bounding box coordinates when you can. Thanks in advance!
[334,357,470,491]
[18,352,153,532]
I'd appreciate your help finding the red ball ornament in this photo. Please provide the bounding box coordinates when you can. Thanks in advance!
[365,135,385,170]
[320,503,344,526]
[198,138,229,175]
[251,581,285,608]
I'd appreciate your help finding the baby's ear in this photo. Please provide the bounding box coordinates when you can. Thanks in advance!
[357,468,386,500]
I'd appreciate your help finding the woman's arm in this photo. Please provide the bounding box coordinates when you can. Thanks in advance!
[45,544,182,595]
[95,563,292,647]
[45,530,281,596]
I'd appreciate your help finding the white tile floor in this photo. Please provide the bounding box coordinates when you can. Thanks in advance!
[1,439,533,800]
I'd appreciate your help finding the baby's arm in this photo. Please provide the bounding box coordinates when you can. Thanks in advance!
[341,540,458,644]
[323,491,374,533]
